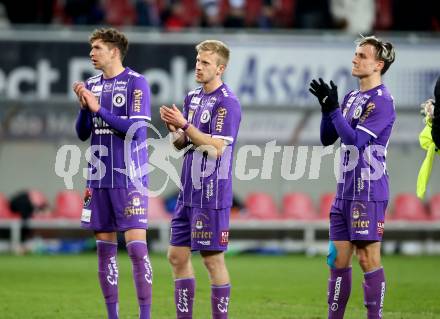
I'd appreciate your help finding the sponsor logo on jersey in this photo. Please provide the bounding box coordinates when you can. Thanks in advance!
[91,85,103,93]
[355,230,369,235]
[352,208,360,220]
[107,256,119,285]
[197,240,211,246]
[352,220,370,229]
[205,179,214,199]
[192,213,213,240]
[124,191,146,217]
[377,221,385,235]
[113,93,125,107]
[217,296,229,313]
[128,71,141,77]
[200,109,211,123]
[133,89,143,113]
[191,96,201,105]
[359,103,376,123]
[215,107,227,132]
[81,209,91,222]
[220,230,229,245]
[221,88,229,97]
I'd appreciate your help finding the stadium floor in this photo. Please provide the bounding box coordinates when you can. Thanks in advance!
[0,254,439,318]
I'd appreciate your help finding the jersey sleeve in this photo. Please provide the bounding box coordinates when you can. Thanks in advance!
[356,95,395,139]
[210,97,241,144]
[128,76,151,120]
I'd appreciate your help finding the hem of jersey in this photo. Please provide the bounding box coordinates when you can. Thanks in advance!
[86,184,148,189]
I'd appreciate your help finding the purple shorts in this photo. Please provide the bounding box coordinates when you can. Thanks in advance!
[170,203,230,251]
[329,199,387,242]
[81,188,148,232]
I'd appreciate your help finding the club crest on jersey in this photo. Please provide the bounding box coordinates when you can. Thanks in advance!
[200,110,211,123]
[353,105,363,119]
[113,93,125,107]
[206,96,217,108]
[195,219,203,230]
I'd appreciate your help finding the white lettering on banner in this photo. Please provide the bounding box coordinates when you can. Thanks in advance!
[0,60,59,99]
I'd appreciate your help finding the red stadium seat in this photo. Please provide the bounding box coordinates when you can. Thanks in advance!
[392,193,428,221]
[148,196,171,221]
[244,192,279,220]
[281,193,317,220]
[428,193,440,220]
[0,193,19,220]
[319,192,336,220]
[54,190,83,219]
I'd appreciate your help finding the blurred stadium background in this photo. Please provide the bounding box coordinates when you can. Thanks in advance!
[0,1,440,318]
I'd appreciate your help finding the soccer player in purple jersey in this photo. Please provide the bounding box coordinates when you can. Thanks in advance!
[309,36,396,319]
[72,28,153,319]
[160,40,241,319]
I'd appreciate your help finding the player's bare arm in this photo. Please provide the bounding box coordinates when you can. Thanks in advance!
[161,104,226,158]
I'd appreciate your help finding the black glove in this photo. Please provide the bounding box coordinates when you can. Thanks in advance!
[309,78,339,114]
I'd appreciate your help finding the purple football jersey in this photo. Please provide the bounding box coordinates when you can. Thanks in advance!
[177,83,241,209]
[336,84,395,201]
[84,67,151,188]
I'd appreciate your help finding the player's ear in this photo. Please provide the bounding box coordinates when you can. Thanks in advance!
[376,60,384,73]
[217,64,226,76]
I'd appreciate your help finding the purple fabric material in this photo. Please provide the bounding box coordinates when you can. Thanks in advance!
[363,268,386,319]
[75,109,93,141]
[97,107,144,140]
[170,203,230,251]
[329,109,372,148]
[127,241,152,319]
[81,188,148,232]
[320,113,339,146]
[333,84,395,202]
[329,199,387,241]
[328,267,352,319]
[177,83,241,209]
[97,240,119,319]
[211,284,231,319]
[174,278,195,319]
[82,67,150,188]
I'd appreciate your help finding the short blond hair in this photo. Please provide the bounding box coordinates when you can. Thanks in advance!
[357,35,395,75]
[196,40,230,66]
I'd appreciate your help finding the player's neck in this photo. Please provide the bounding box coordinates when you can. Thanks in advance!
[358,75,382,92]
[102,63,125,79]
[203,79,223,94]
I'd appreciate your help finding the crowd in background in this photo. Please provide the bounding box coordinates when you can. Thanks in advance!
[0,0,440,34]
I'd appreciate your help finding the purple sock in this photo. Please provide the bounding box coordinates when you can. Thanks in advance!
[363,268,386,319]
[174,278,195,319]
[328,267,352,319]
[127,241,153,319]
[97,240,119,319]
[211,284,231,319]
